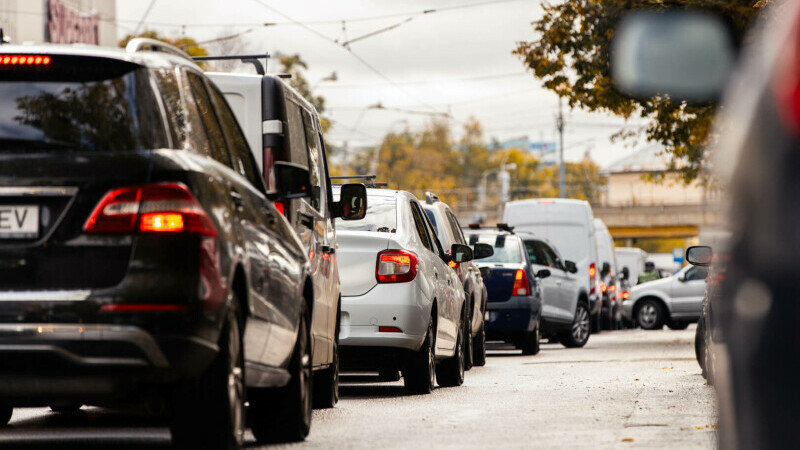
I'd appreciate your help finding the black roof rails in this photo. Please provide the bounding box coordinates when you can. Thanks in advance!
[424,192,440,205]
[193,53,270,75]
[331,175,387,189]
[468,223,481,229]
[496,223,515,233]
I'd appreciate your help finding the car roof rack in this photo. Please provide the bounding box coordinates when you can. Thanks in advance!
[424,192,440,205]
[496,223,515,233]
[194,53,270,75]
[331,175,387,189]
[125,38,194,62]
[467,223,481,229]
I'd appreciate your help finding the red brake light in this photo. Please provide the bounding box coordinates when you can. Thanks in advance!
[274,201,286,216]
[589,263,597,278]
[378,326,403,333]
[0,54,51,66]
[448,260,459,270]
[600,283,607,293]
[512,268,530,296]
[376,250,418,283]
[622,290,630,300]
[609,284,616,292]
[84,183,217,237]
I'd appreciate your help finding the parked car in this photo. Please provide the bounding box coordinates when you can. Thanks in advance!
[334,187,473,393]
[621,264,708,330]
[594,219,621,330]
[0,40,343,446]
[685,246,724,385]
[615,247,648,286]
[464,225,549,354]
[420,193,493,368]
[503,199,601,328]
[517,233,590,348]
[206,56,368,408]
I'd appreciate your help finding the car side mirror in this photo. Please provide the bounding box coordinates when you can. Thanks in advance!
[536,269,551,279]
[334,183,367,220]
[472,243,494,260]
[451,244,473,264]
[479,267,492,278]
[601,262,611,277]
[621,266,630,280]
[610,9,737,103]
[686,246,713,267]
[564,260,578,274]
[272,162,311,200]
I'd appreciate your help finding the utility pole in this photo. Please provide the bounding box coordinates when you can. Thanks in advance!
[556,97,566,198]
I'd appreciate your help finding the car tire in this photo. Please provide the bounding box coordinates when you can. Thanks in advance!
[0,406,11,425]
[472,319,487,367]
[313,302,340,409]
[170,300,245,450]
[403,317,436,395]
[249,305,312,443]
[636,299,665,330]
[436,309,466,387]
[667,320,690,330]
[560,303,591,348]
[521,322,540,356]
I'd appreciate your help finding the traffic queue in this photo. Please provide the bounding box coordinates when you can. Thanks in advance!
[0,40,668,449]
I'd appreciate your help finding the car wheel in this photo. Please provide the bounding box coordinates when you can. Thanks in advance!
[171,299,245,450]
[49,405,83,413]
[403,317,436,394]
[560,303,591,348]
[249,305,312,443]
[636,299,665,330]
[313,302,340,409]
[0,406,11,426]
[436,309,466,387]
[667,320,690,330]
[521,321,541,355]
[472,318,487,367]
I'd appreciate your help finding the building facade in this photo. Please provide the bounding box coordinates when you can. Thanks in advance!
[0,0,117,47]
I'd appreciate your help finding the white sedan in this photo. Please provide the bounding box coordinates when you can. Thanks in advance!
[334,188,473,393]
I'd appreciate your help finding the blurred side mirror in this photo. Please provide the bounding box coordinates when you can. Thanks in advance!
[451,244,474,264]
[601,262,611,277]
[686,246,713,267]
[273,162,311,200]
[472,243,494,260]
[611,9,737,103]
[536,269,551,279]
[334,183,367,220]
[564,260,578,274]
[479,267,492,278]
[621,266,630,280]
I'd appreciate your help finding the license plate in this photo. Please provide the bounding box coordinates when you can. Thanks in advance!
[0,205,39,238]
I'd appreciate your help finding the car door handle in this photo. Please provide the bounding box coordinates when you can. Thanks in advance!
[230,190,244,208]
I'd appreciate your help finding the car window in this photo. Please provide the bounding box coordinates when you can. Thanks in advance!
[539,242,564,270]
[410,201,434,252]
[335,194,396,232]
[301,109,323,212]
[685,266,709,281]
[163,69,212,157]
[206,81,263,190]
[285,101,308,167]
[467,233,523,264]
[445,210,467,245]
[186,72,232,168]
[524,240,547,266]
[423,209,439,236]
[421,207,446,257]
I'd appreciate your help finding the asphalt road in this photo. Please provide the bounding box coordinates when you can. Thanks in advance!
[2,327,716,449]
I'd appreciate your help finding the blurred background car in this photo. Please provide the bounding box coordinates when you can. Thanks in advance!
[334,187,472,394]
[622,264,708,330]
[615,247,648,287]
[594,219,622,330]
[421,193,494,369]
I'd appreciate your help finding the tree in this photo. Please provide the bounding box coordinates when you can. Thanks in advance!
[513,0,763,183]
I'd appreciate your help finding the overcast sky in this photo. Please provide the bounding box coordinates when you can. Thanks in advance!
[116,0,646,167]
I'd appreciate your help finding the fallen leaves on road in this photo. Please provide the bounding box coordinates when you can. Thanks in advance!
[622,438,634,442]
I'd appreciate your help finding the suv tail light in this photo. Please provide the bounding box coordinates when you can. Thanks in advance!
[84,183,217,237]
[589,263,597,293]
[621,290,629,300]
[512,268,530,296]
[376,250,418,283]
[600,282,607,294]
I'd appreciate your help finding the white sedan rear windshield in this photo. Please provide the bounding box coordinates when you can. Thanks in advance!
[336,195,396,233]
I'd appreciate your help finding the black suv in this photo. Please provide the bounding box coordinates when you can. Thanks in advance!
[0,40,356,447]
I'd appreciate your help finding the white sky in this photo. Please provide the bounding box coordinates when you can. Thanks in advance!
[116,0,647,167]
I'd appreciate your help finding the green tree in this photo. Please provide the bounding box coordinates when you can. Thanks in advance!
[513,0,764,183]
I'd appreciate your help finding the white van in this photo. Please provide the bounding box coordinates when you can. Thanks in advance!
[615,247,648,285]
[503,199,602,323]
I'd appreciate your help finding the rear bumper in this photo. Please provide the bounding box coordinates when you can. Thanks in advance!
[485,295,541,336]
[0,323,217,406]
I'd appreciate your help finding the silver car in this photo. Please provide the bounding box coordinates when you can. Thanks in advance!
[621,265,708,330]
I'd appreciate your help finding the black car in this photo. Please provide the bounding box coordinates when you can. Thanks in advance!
[463,225,548,355]
[0,40,361,447]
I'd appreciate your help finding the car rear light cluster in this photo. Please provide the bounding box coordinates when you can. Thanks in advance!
[0,55,51,65]
[621,290,630,300]
[512,268,530,296]
[376,250,418,283]
[589,263,597,294]
[600,283,607,293]
[84,183,217,237]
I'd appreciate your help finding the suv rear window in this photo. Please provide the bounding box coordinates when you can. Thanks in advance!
[467,233,523,264]
[0,57,167,152]
[336,195,396,233]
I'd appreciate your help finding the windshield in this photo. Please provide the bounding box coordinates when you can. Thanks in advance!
[466,233,523,264]
[336,195,397,233]
[0,65,166,152]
